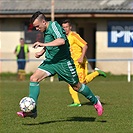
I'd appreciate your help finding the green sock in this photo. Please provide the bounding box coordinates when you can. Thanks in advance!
[29,82,40,104]
[78,84,98,104]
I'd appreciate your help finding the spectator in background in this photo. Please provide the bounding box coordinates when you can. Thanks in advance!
[14,38,29,80]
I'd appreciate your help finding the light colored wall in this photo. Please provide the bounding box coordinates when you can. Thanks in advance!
[96,19,133,74]
[0,19,44,73]
[0,18,133,75]
[73,18,133,75]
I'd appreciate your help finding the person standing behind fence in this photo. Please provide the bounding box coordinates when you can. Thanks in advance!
[14,38,29,80]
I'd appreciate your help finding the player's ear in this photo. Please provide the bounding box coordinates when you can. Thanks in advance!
[42,20,46,25]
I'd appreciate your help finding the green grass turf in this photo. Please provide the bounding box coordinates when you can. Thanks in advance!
[0,74,132,133]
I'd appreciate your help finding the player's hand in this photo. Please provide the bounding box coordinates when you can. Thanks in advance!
[35,48,45,58]
[35,52,43,58]
[33,42,44,49]
[78,57,84,64]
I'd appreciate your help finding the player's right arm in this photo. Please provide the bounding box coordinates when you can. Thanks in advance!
[33,38,65,48]
[78,44,88,64]
[72,32,88,63]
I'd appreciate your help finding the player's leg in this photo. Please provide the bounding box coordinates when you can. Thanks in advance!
[29,68,49,103]
[68,62,92,107]
[85,71,99,83]
[17,69,49,118]
[94,67,106,77]
[85,62,106,84]
[71,82,103,116]
[17,61,55,118]
[68,85,81,107]
[55,59,103,115]
[68,64,84,107]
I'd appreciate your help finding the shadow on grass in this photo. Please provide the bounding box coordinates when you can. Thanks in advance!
[22,116,103,126]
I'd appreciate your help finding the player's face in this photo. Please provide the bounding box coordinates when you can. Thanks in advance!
[33,19,47,32]
[62,23,72,35]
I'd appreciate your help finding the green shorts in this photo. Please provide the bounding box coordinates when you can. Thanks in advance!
[38,58,79,85]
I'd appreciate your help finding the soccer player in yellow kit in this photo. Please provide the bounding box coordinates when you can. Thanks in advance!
[62,19,106,107]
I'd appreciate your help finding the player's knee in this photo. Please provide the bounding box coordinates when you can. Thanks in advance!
[30,75,38,82]
[71,82,82,91]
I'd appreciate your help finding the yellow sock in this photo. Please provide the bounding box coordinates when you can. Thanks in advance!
[85,71,99,83]
[69,86,80,104]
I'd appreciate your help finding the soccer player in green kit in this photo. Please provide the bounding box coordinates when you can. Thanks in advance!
[17,11,103,118]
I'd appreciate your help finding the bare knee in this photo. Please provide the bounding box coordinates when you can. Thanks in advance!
[30,75,38,82]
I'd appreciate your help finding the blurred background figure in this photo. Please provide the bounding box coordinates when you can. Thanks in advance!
[14,38,30,80]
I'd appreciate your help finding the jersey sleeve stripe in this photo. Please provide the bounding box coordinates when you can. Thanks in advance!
[52,22,61,38]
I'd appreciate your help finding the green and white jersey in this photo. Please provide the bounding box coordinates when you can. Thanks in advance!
[44,21,71,63]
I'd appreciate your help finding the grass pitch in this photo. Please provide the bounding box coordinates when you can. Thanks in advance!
[0,74,132,133]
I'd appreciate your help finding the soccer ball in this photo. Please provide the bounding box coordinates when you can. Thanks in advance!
[19,97,36,112]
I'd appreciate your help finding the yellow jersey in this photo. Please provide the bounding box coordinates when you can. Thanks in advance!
[67,31,88,65]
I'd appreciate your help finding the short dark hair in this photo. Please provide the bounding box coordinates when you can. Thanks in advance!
[62,19,72,26]
[30,11,46,24]
[20,38,24,40]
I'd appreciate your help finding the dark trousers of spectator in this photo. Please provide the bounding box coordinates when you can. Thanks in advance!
[17,60,26,70]
[17,60,26,81]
